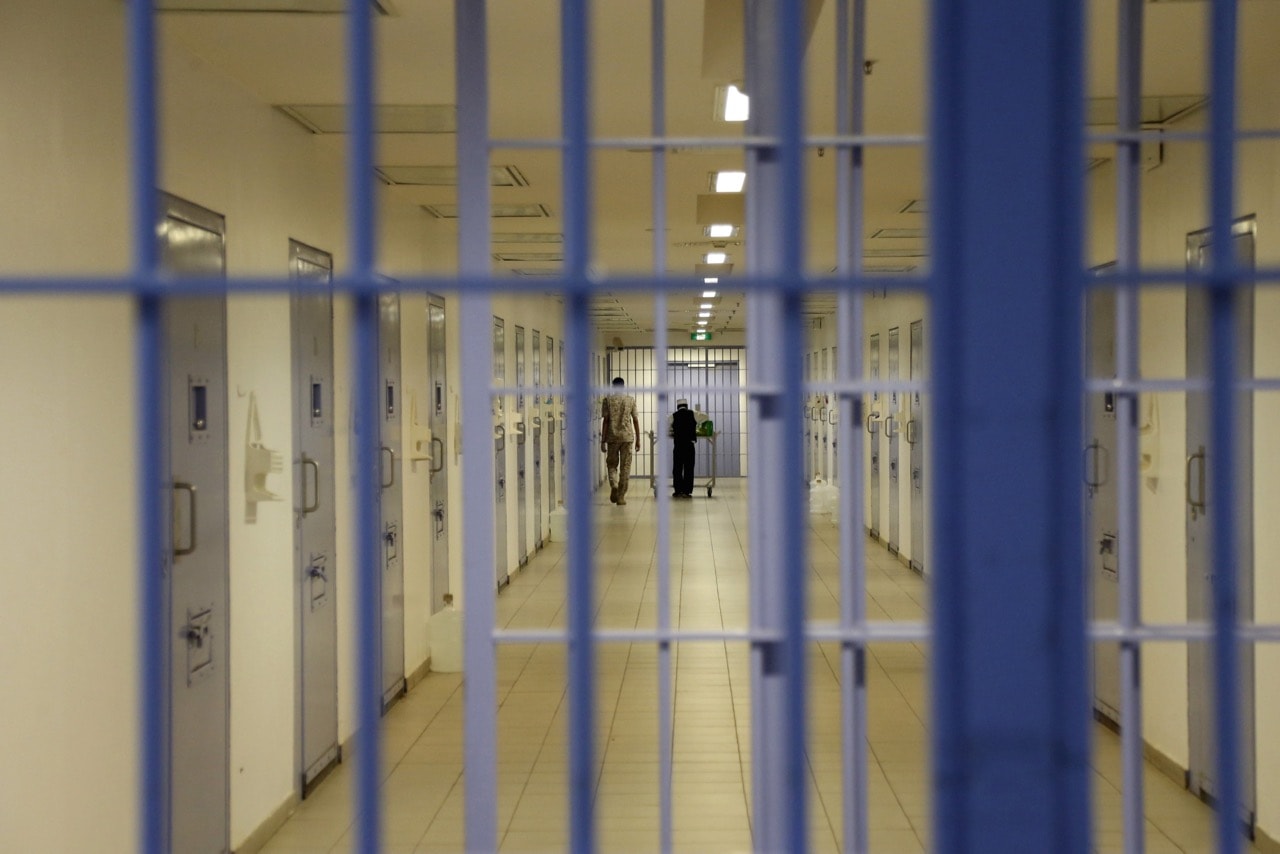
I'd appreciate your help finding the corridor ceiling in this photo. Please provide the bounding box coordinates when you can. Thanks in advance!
[159,0,1213,336]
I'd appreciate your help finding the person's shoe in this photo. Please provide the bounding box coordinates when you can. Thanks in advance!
[616,497,627,505]
[610,486,618,503]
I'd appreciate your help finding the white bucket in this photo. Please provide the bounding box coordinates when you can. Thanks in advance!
[428,594,463,673]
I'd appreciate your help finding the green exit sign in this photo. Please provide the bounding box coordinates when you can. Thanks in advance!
[691,331,712,341]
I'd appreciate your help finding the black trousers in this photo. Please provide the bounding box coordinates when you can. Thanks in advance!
[672,440,696,495]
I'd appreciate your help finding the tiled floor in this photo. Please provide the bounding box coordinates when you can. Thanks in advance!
[261,480,1257,853]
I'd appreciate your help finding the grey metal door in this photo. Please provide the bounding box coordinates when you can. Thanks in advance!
[804,352,814,481]
[668,362,741,479]
[427,296,450,613]
[1084,292,1119,721]
[908,321,925,574]
[514,325,528,565]
[160,193,230,854]
[560,341,567,500]
[887,327,901,554]
[289,240,339,794]
[1186,220,1255,821]
[820,348,830,479]
[378,293,405,707]
[493,317,508,589]
[532,330,543,549]
[547,335,557,514]
[867,333,882,540]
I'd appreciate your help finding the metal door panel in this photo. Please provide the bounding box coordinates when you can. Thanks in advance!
[820,348,830,479]
[379,293,405,706]
[667,360,741,480]
[427,297,450,613]
[493,318,508,588]
[547,335,557,515]
[804,352,814,481]
[831,346,839,486]
[887,327,901,553]
[160,193,230,853]
[1084,291,1119,721]
[868,333,882,540]
[909,322,925,574]
[514,325,527,565]
[532,330,543,548]
[1186,220,1255,821]
[289,239,339,791]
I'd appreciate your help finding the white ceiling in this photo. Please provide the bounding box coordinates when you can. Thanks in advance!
[158,0,1215,335]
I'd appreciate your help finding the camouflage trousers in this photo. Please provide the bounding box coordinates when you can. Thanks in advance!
[605,441,634,492]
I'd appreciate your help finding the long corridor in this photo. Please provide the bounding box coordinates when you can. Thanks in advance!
[261,480,1254,854]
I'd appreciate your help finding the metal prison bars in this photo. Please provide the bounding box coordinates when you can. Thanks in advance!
[78,0,1274,853]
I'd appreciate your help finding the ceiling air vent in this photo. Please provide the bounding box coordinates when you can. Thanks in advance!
[159,0,395,11]
[493,252,563,263]
[276,104,455,134]
[493,232,563,244]
[377,165,528,187]
[870,228,926,240]
[422,203,551,219]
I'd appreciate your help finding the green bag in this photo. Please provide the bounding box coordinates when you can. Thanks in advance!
[697,419,714,437]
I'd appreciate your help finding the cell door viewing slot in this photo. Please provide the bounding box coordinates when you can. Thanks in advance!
[159,192,230,854]
[1185,218,1256,826]
[289,239,339,796]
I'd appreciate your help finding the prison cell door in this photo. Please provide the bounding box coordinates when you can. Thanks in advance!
[831,346,840,486]
[820,348,830,480]
[289,239,339,794]
[559,340,567,502]
[1186,221,1256,822]
[160,193,230,854]
[887,327,902,554]
[514,326,528,566]
[867,333,882,540]
[378,293,405,707]
[547,335,557,515]
[805,351,814,481]
[532,330,543,549]
[908,321,925,574]
[493,317,508,588]
[427,296,450,613]
[1084,290,1120,723]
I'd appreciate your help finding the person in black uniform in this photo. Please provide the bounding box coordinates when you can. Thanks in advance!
[669,398,698,498]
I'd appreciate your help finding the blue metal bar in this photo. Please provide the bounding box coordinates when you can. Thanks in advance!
[1114,2,1146,850]
[345,0,381,851]
[745,1,809,850]
[835,0,870,850]
[127,1,166,851]
[1208,0,1245,850]
[928,0,1090,850]
[561,0,595,849]
[649,2,674,851]
[454,1,499,849]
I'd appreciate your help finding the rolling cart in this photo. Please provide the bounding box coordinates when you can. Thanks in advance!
[647,428,718,497]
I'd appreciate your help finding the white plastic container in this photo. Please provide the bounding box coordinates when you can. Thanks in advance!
[549,503,568,541]
[429,594,462,673]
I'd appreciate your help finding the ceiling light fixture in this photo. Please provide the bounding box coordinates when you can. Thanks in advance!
[714,84,750,122]
[702,290,718,298]
[705,251,727,264]
[706,223,737,238]
[700,303,713,309]
[699,311,712,318]
[698,320,709,327]
[714,171,746,193]
[703,279,718,286]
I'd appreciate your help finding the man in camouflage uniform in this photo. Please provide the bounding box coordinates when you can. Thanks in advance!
[600,377,641,505]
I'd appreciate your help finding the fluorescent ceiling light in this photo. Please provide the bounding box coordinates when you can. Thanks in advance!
[702,279,719,286]
[698,320,709,326]
[714,171,746,193]
[700,303,713,309]
[699,311,712,318]
[715,84,750,122]
[702,290,718,298]
[706,223,737,238]
[705,251,727,264]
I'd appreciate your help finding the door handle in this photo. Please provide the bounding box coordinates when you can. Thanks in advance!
[866,412,881,434]
[380,446,396,489]
[1186,445,1206,519]
[302,456,320,515]
[1083,440,1109,489]
[906,419,917,446]
[173,482,197,557]
[431,437,445,474]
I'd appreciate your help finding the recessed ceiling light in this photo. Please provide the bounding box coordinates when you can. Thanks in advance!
[700,303,713,309]
[706,224,737,238]
[714,171,746,193]
[698,320,709,326]
[702,290,718,298]
[703,279,719,286]
[699,311,712,318]
[714,84,750,122]
[705,251,727,264]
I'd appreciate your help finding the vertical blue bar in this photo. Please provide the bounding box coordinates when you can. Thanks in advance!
[127,1,166,852]
[835,1,870,850]
[1114,2,1147,851]
[928,0,1090,851]
[745,1,808,851]
[345,1,381,851]
[561,0,595,849]
[649,2,674,851]
[454,1,499,850]
[1208,5,1243,849]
